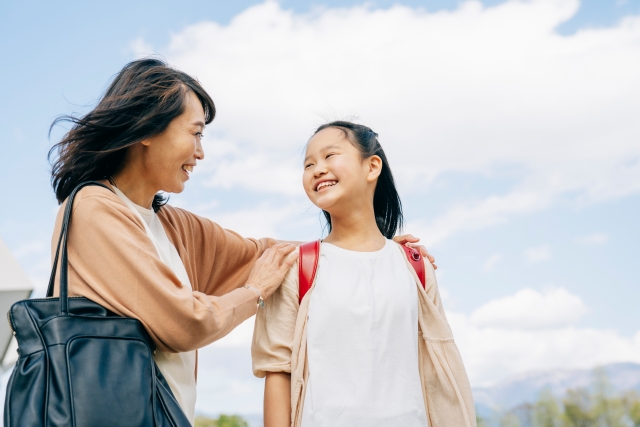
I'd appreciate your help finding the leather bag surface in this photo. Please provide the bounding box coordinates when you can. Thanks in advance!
[4,181,191,427]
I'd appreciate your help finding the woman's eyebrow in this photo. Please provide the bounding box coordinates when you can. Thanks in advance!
[191,120,205,129]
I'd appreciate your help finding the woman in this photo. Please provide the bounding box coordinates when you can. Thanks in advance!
[49,59,433,424]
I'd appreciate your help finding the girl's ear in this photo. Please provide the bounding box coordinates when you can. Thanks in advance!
[366,155,383,183]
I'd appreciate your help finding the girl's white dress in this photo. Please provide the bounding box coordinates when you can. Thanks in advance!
[301,240,428,427]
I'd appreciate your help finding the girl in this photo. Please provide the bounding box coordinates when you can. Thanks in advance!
[252,121,476,427]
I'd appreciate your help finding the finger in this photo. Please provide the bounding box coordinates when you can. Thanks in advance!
[261,247,274,263]
[271,243,295,261]
[286,249,298,264]
[426,252,435,264]
[433,264,438,270]
[397,234,419,244]
[416,245,429,258]
[276,245,297,264]
[279,250,298,271]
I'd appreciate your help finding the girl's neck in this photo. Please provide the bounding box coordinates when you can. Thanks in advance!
[323,207,386,252]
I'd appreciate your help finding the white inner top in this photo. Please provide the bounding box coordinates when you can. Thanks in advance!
[112,187,196,424]
[301,240,427,427]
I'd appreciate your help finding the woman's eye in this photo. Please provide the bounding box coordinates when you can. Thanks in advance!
[195,132,204,139]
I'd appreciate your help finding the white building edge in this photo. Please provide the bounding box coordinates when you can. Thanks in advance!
[0,237,34,372]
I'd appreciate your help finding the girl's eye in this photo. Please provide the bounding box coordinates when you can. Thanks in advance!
[326,153,334,159]
[304,163,313,169]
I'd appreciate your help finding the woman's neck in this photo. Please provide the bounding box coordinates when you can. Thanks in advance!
[323,206,386,252]
[110,170,157,209]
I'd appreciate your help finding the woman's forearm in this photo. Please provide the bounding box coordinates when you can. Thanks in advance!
[264,372,292,427]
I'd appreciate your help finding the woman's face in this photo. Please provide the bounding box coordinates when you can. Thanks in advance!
[140,90,205,194]
[303,127,380,217]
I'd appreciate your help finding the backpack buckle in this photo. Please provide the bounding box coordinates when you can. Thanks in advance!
[410,248,421,261]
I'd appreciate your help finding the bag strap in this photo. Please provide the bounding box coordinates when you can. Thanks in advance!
[298,240,320,304]
[297,240,426,303]
[46,181,113,315]
[401,245,426,289]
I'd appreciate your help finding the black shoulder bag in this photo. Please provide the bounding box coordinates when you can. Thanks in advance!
[4,181,191,427]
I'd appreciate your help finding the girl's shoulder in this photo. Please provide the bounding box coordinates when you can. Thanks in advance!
[283,253,300,298]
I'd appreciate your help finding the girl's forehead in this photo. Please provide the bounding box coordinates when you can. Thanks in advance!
[307,128,351,152]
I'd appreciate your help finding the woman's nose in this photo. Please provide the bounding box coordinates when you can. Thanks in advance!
[195,138,205,160]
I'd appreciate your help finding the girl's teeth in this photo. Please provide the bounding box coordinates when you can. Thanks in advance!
[317,181,336,190]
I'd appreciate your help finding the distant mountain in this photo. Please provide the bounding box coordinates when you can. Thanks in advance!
[473,362,640,417]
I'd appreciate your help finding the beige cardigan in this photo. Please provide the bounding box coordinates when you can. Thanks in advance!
[252,243,477,427]
[52,183,276,353]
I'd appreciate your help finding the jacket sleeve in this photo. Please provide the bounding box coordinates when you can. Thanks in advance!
[418,260,477,427]
[158,206,278,297]
[53,190,260,353]
[251,259,299,378]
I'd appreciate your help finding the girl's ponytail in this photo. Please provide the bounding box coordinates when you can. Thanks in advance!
[313,121,403,239]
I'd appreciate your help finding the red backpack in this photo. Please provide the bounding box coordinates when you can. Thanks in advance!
[298,240,426,304]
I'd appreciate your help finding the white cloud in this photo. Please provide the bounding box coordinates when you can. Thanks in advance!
[129,37,155,58]
[525,244,551,263]
[575,232,610,245]
[469,287,587,329]
[134,0,640,243]
[407,190,549,245]
[484,253,502,272]
[451,314,640,386]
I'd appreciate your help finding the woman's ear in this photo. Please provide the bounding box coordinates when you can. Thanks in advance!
[367,155,383,183]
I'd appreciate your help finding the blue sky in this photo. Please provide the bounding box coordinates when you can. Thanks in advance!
[1,0,640,416]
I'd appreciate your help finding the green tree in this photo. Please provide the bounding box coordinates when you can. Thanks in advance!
[591,368,626,427]
[533,389,562,427]
[562,388,596,427]
[622,391,640,427]
[500,412,522,427]
[194,414,249,427]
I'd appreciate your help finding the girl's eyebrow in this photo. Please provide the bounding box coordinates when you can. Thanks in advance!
[304,144,342,163]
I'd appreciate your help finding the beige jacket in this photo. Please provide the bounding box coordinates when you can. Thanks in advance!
[52,183,276,354]
[252,243,476,427]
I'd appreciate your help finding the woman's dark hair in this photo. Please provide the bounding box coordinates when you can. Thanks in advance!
[313,121,403,239]
[49,58,215,212]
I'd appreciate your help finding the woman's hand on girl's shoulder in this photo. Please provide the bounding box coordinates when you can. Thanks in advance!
[246,243,298,299]
[393,234,437,270]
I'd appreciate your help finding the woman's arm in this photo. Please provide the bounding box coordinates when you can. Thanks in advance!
[55,189,294,353]
[264,373,291,427]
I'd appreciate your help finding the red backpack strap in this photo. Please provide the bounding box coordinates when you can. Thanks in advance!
[401,245,426,289]
[298,240,321,304]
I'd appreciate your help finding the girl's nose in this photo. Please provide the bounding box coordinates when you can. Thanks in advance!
[314,166,327,178]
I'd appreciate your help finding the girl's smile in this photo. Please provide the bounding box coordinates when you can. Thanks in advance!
[315,180,338,192]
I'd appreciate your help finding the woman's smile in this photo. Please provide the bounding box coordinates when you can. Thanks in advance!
[182,164,195,178]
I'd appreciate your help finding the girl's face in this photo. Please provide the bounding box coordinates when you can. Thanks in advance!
[140,90,205,194]
[303,127,381,217]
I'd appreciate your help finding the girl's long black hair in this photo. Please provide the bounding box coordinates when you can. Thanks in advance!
[49,58,215,212]
[313,121,403,239]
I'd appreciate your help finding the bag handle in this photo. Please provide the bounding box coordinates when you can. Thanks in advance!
[46,181,112,315]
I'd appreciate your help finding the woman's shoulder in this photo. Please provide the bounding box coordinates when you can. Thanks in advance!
[56,183,140,228]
